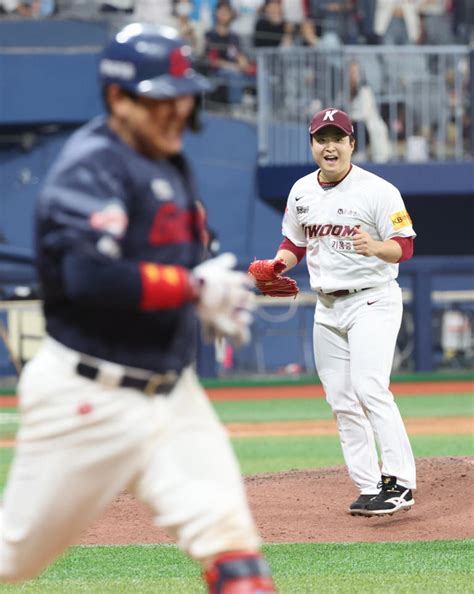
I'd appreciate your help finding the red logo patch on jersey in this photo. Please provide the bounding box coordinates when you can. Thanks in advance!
[149,203,198,246]
[89,203,128,238]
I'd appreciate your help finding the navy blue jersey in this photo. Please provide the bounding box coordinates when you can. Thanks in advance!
[36,116,206,374]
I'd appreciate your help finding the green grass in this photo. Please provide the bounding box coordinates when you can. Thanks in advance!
[0,448,13,490]
[1,393,472,430]
[410,434,474,458]
[213,394,474,423]
[397,394,474,418]
[0,412,19,437]
[0,541,472,594]
[233,435,344,473]
[233,433,474,474]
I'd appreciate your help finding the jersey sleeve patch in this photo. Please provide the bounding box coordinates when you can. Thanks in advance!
[390,209,412,231]
[89,202,128,238]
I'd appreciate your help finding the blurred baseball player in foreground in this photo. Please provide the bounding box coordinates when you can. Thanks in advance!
[0,24,277,593]
[249,108,416,517]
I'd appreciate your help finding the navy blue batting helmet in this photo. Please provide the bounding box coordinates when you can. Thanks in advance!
[99,23,211,99]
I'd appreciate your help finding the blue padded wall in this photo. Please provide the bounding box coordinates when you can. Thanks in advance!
[0,19,107,125]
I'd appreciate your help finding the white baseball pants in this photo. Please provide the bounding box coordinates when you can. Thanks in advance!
[0,337,259,582]
[313,281,416,494]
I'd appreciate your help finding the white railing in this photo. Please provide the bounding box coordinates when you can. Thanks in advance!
[256,45,471,165]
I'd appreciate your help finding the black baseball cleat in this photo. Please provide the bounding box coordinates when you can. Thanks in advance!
[363,475,415,516]
[348,494,377,516]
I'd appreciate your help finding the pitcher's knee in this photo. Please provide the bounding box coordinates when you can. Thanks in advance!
[351,375,392,409]
[325,389,351,414]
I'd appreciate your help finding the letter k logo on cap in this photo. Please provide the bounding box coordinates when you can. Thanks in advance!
[309,107,354,136]
[323,109,338,122]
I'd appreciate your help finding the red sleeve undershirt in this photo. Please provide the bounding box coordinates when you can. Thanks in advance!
[139,263,198,310]
[278,237,306,263]
[277,236,414,264]
[391,236,414,262]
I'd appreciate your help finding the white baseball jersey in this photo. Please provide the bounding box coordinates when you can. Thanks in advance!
[282,164,416,293]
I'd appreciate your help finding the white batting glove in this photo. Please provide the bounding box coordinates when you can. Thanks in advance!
[192,253,255,346]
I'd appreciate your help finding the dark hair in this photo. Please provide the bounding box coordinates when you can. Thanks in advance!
[101,85,139,113]
[215,0,237,17]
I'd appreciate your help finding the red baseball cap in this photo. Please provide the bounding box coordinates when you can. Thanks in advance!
[309,108,354,136]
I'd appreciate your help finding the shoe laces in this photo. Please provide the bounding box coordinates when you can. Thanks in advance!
[377,477,398,492]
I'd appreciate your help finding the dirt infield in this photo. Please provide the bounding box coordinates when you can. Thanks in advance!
[207,380,474,400]
[0,414,470,448]
[80,456,474,545]
[2,380,472,545]
[227,416,473,437]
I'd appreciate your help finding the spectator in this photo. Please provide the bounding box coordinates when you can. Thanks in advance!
[452,0,473,44]
[356,0,379,43]
[418,0,454,44]
[253,0,293,48]
[283,0,318,46]
[0,0,54,16]
[204,1,256,105]
[191,0,220,33]
[343,59,392,162]
[0,0,36,15]
[374,0,421,44]
[173,0,203,54]
[308,0,358,46]
[231,0,265,46]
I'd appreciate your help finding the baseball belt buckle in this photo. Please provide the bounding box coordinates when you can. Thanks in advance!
[143,371,178,396]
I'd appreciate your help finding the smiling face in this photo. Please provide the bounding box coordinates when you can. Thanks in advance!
[106,84,196,159]
[310,126,355,182]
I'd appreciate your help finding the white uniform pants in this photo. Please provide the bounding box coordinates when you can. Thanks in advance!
[0,338,259,582]
[313,281,416,494]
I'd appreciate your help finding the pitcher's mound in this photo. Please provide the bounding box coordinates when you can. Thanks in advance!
[81,457,473,545]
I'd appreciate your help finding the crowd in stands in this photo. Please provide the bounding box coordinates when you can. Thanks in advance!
[1,1,470,99]
[0,0,471,159]
[1,1,470,45]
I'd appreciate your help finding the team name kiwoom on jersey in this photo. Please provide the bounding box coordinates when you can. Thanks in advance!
[303,223,361,239]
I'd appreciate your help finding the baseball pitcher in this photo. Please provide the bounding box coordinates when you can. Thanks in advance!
[249,108,417,517]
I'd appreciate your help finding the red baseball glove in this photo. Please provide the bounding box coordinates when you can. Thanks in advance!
[248,258,299,297]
